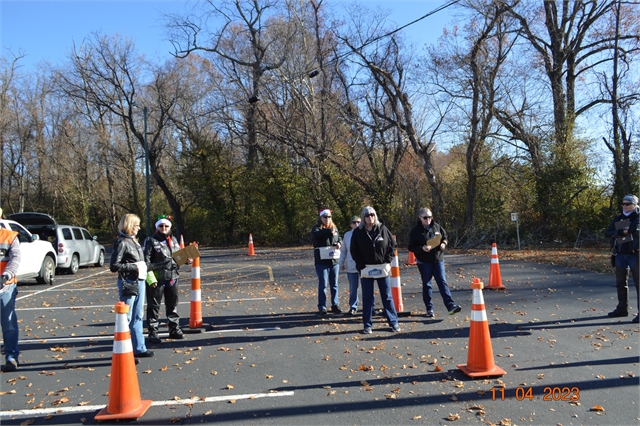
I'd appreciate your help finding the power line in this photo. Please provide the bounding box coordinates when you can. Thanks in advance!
[310,0,460,77]
[357,0,461,52]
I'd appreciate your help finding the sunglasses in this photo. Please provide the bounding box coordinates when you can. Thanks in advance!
[364,213,375,218]
[421,216,433,219]
[351,220,361,224]
[622,203,633,206]
[158,225,171,228]
[322,216,332,219]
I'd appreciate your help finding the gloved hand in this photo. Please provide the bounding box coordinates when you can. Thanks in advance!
[0,273,9,290]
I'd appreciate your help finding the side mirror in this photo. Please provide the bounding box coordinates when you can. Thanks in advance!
[32,234,40,241]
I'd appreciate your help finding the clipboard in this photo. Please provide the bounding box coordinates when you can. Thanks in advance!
[427,233,441,247]
[615,219,630,230]
[172,243,200,266]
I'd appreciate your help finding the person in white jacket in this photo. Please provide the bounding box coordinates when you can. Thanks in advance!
[339,216,361,315]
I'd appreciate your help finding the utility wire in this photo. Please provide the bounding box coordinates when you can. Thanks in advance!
[297,0,460,80]
[356,0,461,52]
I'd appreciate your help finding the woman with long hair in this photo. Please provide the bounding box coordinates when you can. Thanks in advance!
[109,214,153,358]
[311,209,342,315]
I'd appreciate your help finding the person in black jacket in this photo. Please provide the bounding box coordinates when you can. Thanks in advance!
[604,194,639,323]
[143,218,191,342]
[109,214,153,358]
[350,206,401,334]
[408,207,460,318]
[312,209,343,315]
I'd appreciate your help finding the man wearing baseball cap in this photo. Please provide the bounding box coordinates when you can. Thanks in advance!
[605,194,639,323]
[143,217,191,342]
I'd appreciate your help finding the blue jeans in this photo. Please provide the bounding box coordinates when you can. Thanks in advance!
[361,276,398,328]
[1,285,19,362]
[315,263,340,310]
[346,272,360,310]
[417,260,456,312]
[117,279,148,354]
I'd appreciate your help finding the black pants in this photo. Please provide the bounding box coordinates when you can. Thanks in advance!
[146,279,180,333]
[615,253,640,313]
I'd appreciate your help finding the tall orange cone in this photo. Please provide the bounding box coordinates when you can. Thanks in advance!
[405,251,417,266]
[457,278,506,378]
[186,244,209,332]
[391,237,410,317]
[487,243,506,289]
[95,302,152,421]
[179,234,185,249]
[247,233,256,256]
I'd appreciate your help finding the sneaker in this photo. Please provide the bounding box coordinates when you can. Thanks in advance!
[633,315,639,324]
[169,330,185,340]
[349,308,357,316]
[331,305,342,314]
[608,309,628,318]
[448,305,462,315]
[1,359,18,372]
[134,351,154,358]
[148,331,162,344]
[391,324,401,333]
[426,311,435,318]
[319,308,328,316]
[363,327,372,334]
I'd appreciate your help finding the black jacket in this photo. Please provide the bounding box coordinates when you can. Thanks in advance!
[605,208,639,254]
[110,233,145,282]
[311,225,342,265]
[143,233,181,281]
[407,221,448,263]
[350,223,396,272]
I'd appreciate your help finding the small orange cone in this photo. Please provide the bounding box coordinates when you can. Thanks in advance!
[457,278,506,378]
[405,251,417,266]
[248,234,256,256]
[95,302,152,421]
[179,235,185,249]
[486,243,506,290]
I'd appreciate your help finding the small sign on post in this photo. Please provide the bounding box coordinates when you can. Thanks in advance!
[511,212,520,250]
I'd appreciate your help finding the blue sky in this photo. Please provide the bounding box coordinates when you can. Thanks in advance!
[1,0,457,70]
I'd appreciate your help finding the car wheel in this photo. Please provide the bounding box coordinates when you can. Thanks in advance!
[68,254,79,274]
[95,250,105,267]
[36,256,56,284]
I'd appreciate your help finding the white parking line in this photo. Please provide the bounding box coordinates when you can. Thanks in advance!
[16,264,274,294]
[0,391,295,419]
[18,326,282,344]
[15,297,277,311]
[16,270,111,301]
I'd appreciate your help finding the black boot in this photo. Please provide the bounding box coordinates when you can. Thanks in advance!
[148,329,162,344]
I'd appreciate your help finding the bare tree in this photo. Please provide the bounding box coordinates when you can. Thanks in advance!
[600,0,640,200]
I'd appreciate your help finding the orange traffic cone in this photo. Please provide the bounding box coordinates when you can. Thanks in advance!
[186,244,209,332]
[405,251,417,266]
[179,235,185,249]
[248,234,256,256]
[487,243,506,290]
[390,241,410,316]
[95,302,152,421]
[457,278,506,378]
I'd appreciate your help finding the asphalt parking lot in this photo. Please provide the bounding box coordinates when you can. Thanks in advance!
[0,247,638,425]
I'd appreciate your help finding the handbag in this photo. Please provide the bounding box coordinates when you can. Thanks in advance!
[317,246,341,260]
[360,263,391,279]
[121,279,139,297]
